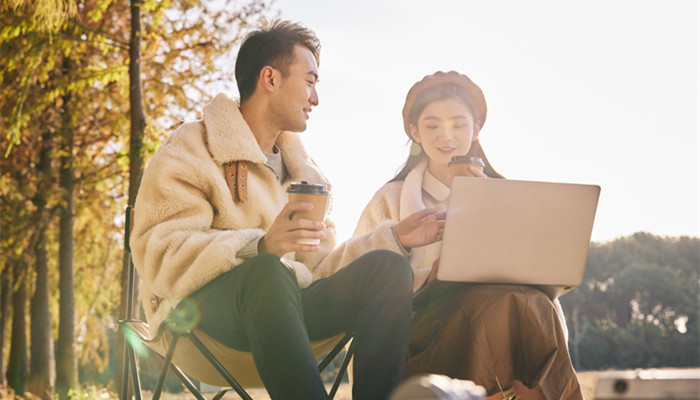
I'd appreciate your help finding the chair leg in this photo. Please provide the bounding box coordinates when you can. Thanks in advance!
[152,333,180,400]
[126,344,143,400]
[168,363,208,400]
[120,341,131,400]
[211,389,231,400]
[127,328,355,400]
[318,332,353,373]
[187,332,253,400]
[329,338,355,400]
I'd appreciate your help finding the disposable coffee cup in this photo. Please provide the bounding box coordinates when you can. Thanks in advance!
[449,156,485,181]
[287,181,329,245]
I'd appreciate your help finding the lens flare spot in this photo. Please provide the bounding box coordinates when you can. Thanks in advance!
[123,327,150,358]
[166,297,201,334]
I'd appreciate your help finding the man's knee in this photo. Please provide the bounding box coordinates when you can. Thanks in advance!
[236,254,303,319]
[243,253,297,291]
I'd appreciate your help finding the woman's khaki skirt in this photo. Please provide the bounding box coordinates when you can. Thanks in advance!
[406,284,584,399]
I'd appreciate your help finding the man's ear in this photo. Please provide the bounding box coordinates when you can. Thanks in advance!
[409,125,421,143]
[259,66,278,93]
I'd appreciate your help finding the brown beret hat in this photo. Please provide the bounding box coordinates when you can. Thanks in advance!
[402,71,487,138]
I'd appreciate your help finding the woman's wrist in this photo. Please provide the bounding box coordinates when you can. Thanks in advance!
[391,225,412,255]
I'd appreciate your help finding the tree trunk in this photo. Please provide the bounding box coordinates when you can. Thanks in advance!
[119,2,145,398]
[570,305,583,370]
[55,79,77,399]
[128,0,146,206]
[27,131,55,400]
[0,268,11,386]
[7,264,28,396]
[122,0,145,319]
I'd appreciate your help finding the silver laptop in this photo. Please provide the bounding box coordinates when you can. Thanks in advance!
[436,177,600,299]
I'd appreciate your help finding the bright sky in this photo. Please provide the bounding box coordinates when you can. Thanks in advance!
[262,0,699,243]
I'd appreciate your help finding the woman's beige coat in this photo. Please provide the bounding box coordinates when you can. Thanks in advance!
[353,160,439,291]
[352,158,569,339]
[131,93,407,333]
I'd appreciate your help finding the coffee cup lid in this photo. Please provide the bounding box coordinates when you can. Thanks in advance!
[448,156,485,167]
[288,181,329,194]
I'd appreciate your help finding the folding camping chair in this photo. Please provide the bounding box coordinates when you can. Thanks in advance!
[119,206,355,400]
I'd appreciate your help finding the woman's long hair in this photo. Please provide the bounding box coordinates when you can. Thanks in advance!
[390,84,503,182]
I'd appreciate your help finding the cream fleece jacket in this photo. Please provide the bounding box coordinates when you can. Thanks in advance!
[131,93,404,333]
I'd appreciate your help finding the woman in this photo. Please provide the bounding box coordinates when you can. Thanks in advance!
[352,71,584,399]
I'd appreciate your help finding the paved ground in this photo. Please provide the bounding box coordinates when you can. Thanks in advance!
[159,371,599,399]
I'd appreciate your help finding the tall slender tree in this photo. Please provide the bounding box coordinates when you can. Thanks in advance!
[0,269,10,386]
[27,130,56,400]
[118,2,146,396]
[129,0,146,206]
[7,262,28,396]
[1,138,38,395]
[55,83,77,398]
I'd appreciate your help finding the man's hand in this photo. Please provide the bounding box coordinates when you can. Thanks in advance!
[258,202,325,257]
[395,208,446,249]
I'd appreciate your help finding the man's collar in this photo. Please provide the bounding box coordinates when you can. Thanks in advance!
[202,93,267,165]
[201,93,330,188]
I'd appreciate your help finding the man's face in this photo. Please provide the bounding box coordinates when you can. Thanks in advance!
[270,45,319,132]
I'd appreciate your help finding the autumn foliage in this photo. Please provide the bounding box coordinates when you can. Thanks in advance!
[1,0,269,398]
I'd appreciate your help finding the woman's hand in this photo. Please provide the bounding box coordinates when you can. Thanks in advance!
[395,207,446,249]
[470,166,488,178]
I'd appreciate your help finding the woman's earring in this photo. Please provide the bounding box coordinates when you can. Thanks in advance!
[410,141,423,156]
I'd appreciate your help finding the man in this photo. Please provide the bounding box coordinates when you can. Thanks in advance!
[131,19,413,399]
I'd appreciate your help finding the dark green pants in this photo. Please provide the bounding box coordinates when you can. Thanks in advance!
[188,250,414,400]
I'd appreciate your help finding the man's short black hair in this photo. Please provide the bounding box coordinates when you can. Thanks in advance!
[235,19,321,104]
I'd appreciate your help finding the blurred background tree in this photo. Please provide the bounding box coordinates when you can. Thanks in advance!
[562,233,699,370]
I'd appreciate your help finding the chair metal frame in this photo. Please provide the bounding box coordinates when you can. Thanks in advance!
[119,205,355,399]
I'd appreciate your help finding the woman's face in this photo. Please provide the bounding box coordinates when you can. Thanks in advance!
[410,98,477,168]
